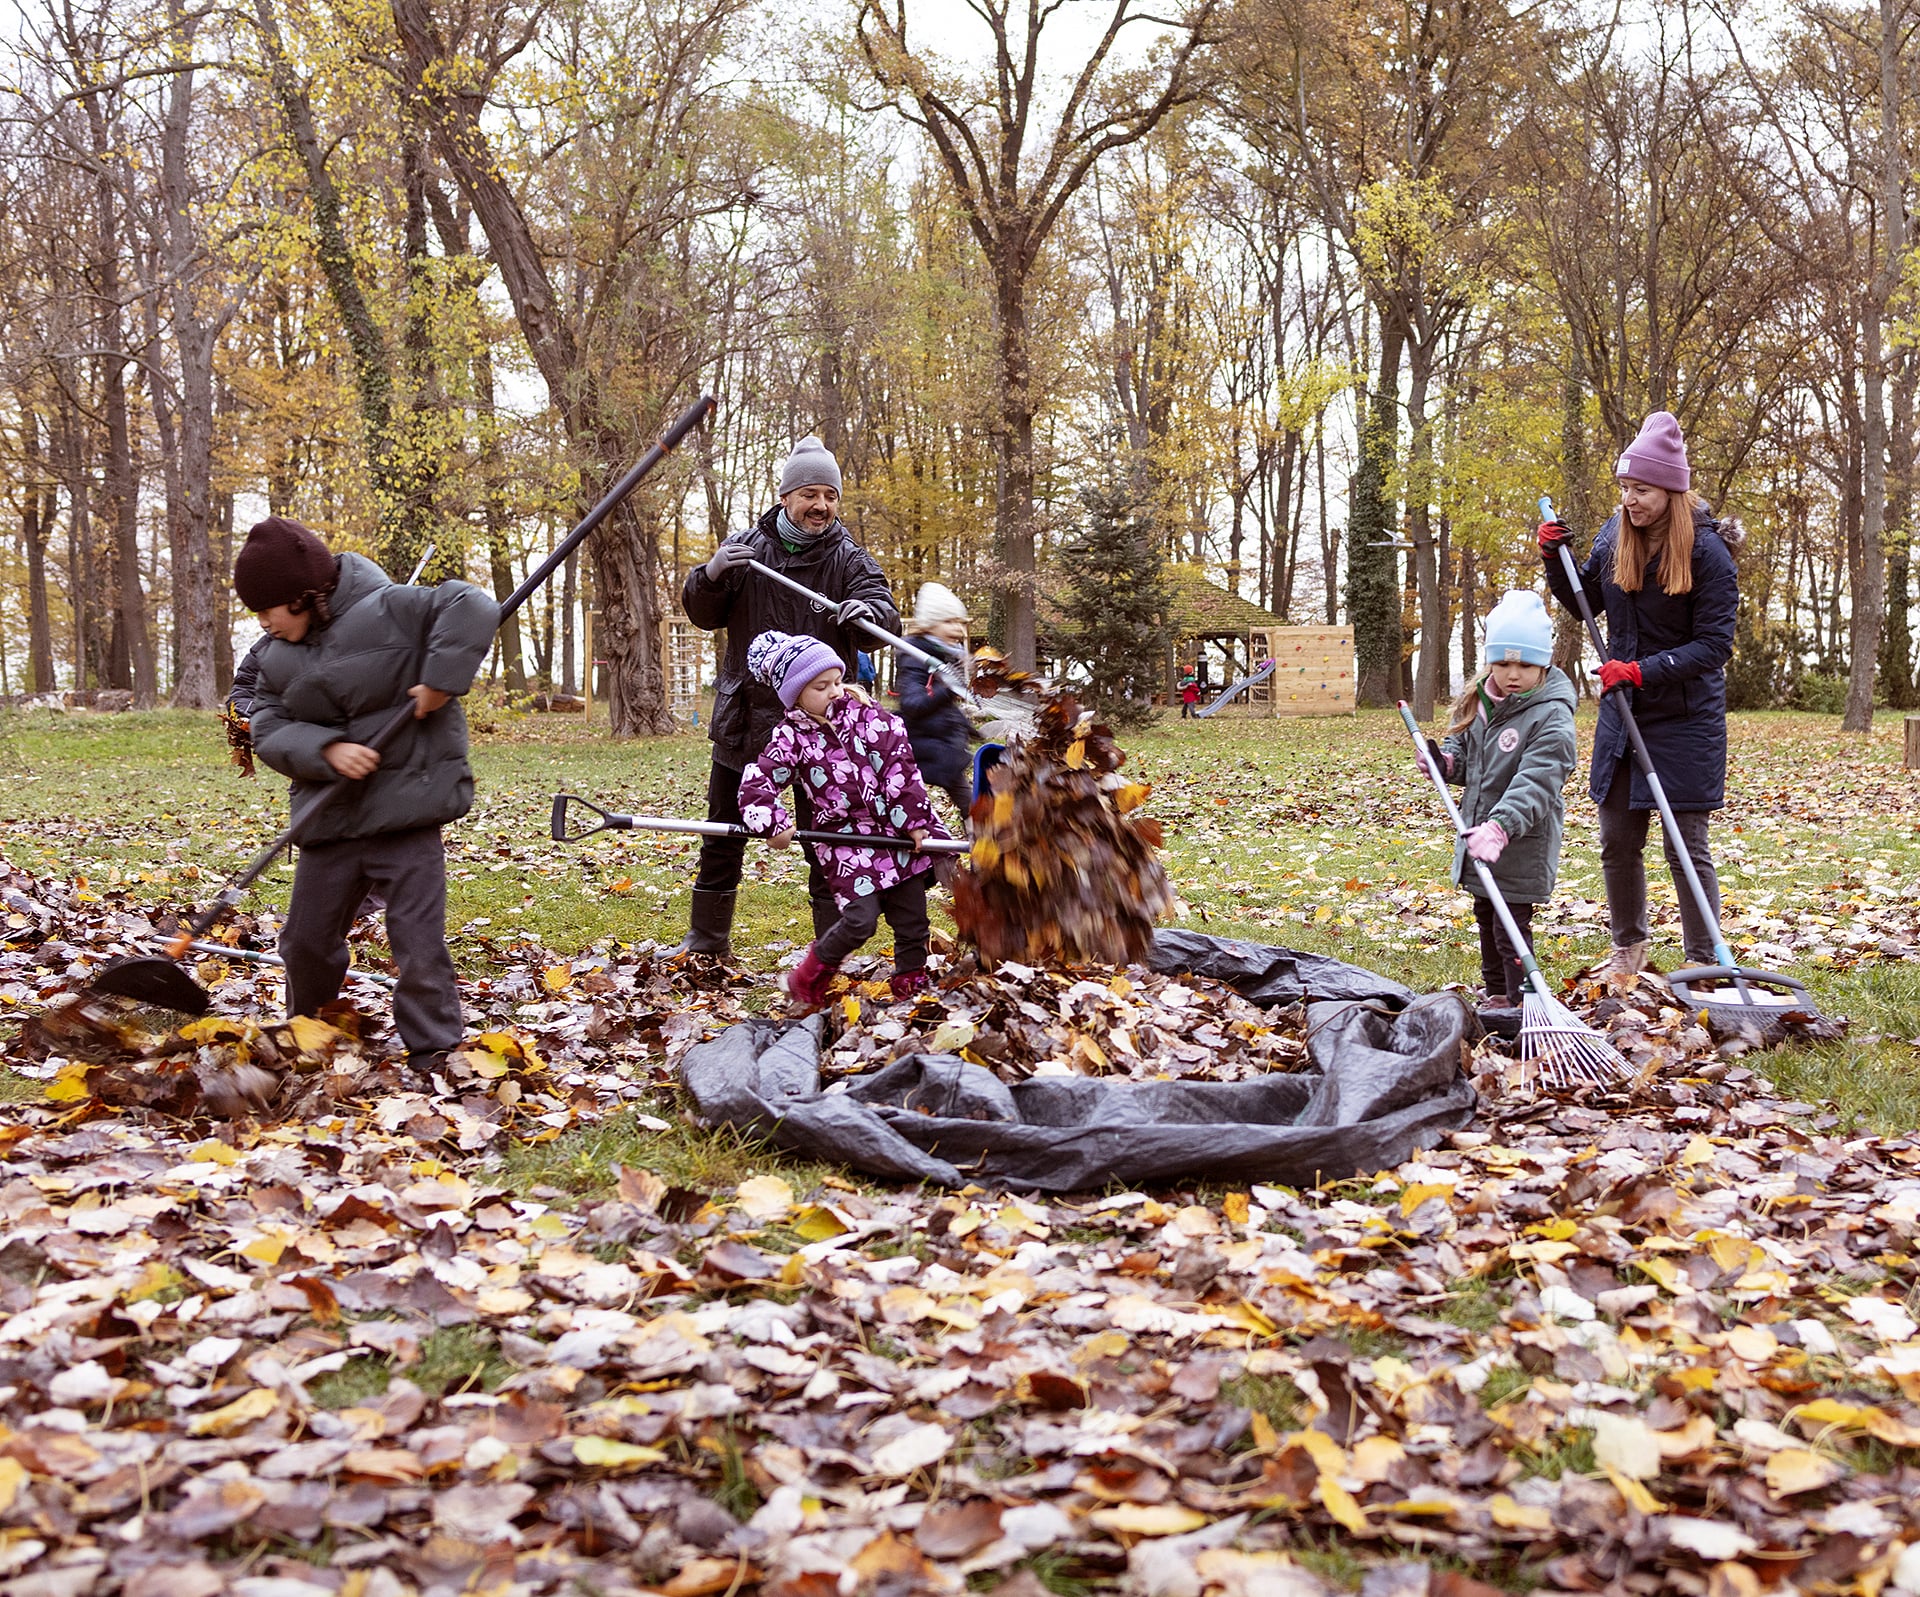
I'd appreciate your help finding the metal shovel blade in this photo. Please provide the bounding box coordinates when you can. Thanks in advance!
[88,954,213,1015]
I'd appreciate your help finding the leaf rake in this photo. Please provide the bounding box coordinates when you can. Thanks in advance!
[1397,703,1630,1091]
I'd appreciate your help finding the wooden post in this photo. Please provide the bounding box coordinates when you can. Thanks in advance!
[1905,714,1920,768]
[582,609,594,710]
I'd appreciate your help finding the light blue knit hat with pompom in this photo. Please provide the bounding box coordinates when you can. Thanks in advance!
[1483,591,1554,667]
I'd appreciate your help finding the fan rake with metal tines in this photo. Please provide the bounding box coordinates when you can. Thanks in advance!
[1398,704,1630,1091]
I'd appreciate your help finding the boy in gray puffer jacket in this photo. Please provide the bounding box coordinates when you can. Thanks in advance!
[238,516,499,1072]
[1417,591,1577,1031]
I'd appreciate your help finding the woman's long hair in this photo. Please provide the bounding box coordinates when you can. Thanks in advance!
[1612,489,1707,595]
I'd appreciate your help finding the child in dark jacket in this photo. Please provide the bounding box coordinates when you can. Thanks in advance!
[896,582,975,824]
[238,516,499,1072]
[738,630,950,1007]
[1418,591,1577,1030]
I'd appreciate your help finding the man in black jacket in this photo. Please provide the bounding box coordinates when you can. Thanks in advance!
[678,436,899,957]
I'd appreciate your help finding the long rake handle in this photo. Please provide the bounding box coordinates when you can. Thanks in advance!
[1396,703,1555,1006]
[167,396,719,959]
[549,794,968,853]
[742,560,991,716]
[1547,520,1747,989]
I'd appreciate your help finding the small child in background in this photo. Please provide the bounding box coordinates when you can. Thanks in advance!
[739,630,950,1006]
[896,582,976,823]
[1417,591,1577,1032]
[1179,671,1201,718]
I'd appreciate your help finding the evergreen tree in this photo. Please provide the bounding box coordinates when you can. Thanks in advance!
[1054,465,1174,725]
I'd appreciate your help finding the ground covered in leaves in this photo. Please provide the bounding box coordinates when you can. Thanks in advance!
[0,707,1918,1596]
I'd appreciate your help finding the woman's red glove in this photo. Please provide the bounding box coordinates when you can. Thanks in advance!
[1598,659,1643,694]
[1537,520,1572,552]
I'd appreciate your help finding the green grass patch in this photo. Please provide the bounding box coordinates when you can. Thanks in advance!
[1513,1425,1596,1481]
[306,1326,509,1408]
[1220,1370,1307,1433]
[6,704,1920,1131]
[307,1356,392,1410]
[1477,1364,1534,1410]
[498,1103,845,1201]
[1434,1276,1507,1334]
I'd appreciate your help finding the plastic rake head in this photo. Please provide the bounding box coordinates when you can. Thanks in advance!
[1519,986,1632,1091]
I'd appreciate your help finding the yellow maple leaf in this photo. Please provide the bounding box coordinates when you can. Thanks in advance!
[1088,1503,1209,1536]
[572,1435,666,1469]
[187,1388,277,1436]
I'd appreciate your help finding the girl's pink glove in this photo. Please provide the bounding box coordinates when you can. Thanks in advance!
[1413,739,1452,781]
[1465,820,1509,863]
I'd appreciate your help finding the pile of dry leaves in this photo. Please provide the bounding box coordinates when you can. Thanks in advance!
[7,852,1920,1597]
[819,956,1309,1084]
[953,663,1177,968]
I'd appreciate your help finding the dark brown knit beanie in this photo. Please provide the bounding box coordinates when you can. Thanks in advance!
[233,517,339,612]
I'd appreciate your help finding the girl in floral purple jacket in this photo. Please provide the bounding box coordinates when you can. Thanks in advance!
[739,630,950,1006]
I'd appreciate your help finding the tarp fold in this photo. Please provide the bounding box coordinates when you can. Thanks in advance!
[680,931,1477,1191]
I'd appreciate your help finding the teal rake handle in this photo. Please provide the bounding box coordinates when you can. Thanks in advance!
[1398,701,1555,1005]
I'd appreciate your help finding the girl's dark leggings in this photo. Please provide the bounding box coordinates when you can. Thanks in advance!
[1473,896,1535,1005]
[816,873,932,971]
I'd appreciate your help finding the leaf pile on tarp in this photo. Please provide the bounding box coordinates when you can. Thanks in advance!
[952,661,1176,967]
[820,955,1310,1083]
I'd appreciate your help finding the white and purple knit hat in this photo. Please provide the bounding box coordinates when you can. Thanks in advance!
[747,629,845,709]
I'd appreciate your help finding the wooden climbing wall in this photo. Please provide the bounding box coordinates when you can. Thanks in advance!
[1247,626,1356,716]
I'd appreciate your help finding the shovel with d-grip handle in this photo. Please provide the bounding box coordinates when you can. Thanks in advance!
[88,394,720,1014]
[550,793,969,853]
[1540,495,1817,1039]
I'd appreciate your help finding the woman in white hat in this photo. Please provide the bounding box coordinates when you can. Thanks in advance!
[897,582,976,824]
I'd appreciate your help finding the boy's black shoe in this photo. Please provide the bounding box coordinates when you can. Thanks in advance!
[1475,1004,1523,1041]
[673,889,736,957]
[404,1049,449,1078]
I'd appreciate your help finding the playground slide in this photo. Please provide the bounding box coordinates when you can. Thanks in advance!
[1195,657,1278,717]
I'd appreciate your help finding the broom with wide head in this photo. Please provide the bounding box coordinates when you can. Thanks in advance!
[1398,703,1630,1090]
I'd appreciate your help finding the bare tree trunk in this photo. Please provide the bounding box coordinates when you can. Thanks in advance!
[1883,355,1917,706]
[1844,0,1906,732]
[430,192,527,694]
[391,0,675,735]
[21,410,56,693]
[1408,351,1442,720]
[253,0,410,550]
[84,108,155,704]
[994,269,1037,665]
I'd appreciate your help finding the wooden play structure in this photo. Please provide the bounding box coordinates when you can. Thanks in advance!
[1160,565,1356,717]
[1237,625,1356,716]
[582,609,709,723]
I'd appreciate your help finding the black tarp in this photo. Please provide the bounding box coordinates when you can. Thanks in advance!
[679,930,1478,1192]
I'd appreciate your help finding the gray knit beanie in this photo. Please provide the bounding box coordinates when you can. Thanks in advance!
[778,435,843,497]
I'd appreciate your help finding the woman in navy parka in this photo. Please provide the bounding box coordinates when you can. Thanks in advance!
[1540,412,1738,976]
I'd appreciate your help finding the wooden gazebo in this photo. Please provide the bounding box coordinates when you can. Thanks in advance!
[1161,564,1287,697]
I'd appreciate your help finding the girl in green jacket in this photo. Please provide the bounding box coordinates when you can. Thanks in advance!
[1418,592,1578,1028]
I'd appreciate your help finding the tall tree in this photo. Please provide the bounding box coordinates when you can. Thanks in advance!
[389,0,757,735]
[854,0,1217,669]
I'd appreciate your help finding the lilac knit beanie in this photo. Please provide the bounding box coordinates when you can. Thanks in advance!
[747,629,845,709]
[1614,412,1690,492]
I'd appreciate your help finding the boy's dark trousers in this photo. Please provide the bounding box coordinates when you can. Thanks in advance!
[1473,896,1535,1006]
[815,874,931,971]
[280,825,464,1056]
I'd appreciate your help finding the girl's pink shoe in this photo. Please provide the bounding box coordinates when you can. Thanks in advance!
[784,945,837,1009]
[890,969,929,1001]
